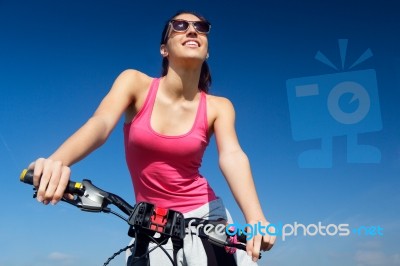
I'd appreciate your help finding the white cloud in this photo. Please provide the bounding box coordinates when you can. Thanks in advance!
[47,251,71,260]
[47,251,74,261]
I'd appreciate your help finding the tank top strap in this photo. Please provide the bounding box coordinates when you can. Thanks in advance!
[145,78,160,113]
[135,78,160,121]
[196,91,208,135]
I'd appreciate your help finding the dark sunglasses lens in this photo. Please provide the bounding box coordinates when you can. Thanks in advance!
[194,22,210,33]
[171,20,189,31]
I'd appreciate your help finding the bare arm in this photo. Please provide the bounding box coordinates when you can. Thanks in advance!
[47,69,144,165]
[213,97,276,261]
[30,69,149,204]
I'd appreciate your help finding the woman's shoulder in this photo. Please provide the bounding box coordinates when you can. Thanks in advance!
[112,69,154,99]
[206,94,235,123]
[206,94,235,112]
[117,69,153,87]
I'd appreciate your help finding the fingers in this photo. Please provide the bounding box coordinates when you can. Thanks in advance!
[42,161,62,204]
[268,235,276,251]
[53,166,71,204]
[32,158,45,187]
[246,221,277,262]
[261,234,276,251]
[37,159,60,204]
[29,158,71,205]
[262,224,277,251]
[246,234,262,262]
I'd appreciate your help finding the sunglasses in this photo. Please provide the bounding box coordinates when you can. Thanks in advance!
[164,19,211,43]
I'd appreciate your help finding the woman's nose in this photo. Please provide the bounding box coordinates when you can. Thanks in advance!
[186,23,198,36]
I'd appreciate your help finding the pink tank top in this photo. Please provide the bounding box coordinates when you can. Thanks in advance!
[123,78,217,213]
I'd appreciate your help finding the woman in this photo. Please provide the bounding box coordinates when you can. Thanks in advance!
[29,11,276,265]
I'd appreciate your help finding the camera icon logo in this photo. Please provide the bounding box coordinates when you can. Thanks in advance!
[286,39,382,168]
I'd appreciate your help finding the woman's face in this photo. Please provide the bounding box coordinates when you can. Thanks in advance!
[161,13,209,65]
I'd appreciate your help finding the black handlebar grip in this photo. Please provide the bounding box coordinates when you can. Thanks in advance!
[226,227,248,244]
[236,231,247,244]
[20,169,85,196]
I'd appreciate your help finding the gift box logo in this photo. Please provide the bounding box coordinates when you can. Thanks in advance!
[286,39,382,168]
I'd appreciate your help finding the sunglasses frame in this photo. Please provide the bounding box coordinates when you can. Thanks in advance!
[163,19,211,43]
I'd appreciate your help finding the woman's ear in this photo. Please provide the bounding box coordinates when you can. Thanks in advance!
[160,45,168,57]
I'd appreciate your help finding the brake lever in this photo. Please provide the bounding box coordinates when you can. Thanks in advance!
[63,179,111,213]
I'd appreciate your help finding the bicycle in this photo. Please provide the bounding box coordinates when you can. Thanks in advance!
[20,169,260,266]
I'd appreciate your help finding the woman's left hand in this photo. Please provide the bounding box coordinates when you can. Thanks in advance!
[245,220,276,262]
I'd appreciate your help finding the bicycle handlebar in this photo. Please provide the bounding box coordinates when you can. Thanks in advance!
[19,169,261,264]
[20,169,135,215]
[20,169,85,196]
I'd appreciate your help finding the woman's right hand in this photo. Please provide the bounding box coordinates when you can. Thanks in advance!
[28,158,72,205]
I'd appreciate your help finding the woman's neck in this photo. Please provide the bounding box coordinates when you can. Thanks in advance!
[162,66,201,100]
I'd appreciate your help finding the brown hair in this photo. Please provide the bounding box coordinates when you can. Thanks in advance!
[160,11,212,93]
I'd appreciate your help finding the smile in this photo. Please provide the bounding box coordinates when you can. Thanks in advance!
[183,40,200,47]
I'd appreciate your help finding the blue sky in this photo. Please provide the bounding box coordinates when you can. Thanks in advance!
[1,0,399,265]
